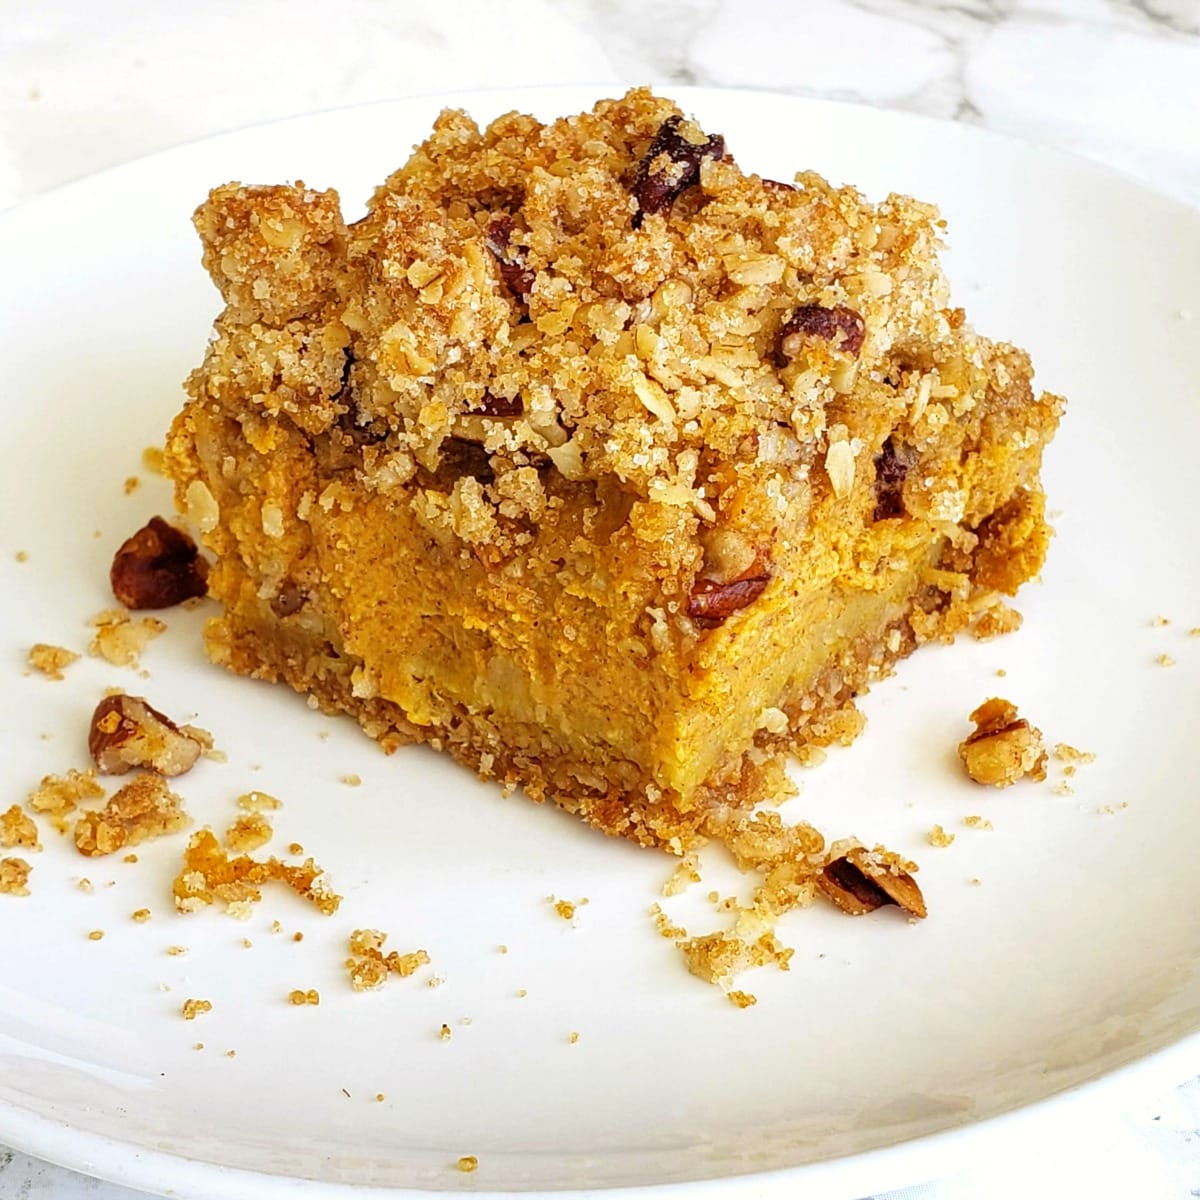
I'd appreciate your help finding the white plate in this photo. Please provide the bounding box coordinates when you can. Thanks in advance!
[2,86,1199,1200]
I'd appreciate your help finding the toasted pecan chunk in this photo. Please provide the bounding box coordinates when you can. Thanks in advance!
[111,516,208,609]
[687,572,770,629]
[632,114,726,226]
[88,694,207,777]
[819,843,926,919]
[958,697,1047,787]
[777,304,865,364]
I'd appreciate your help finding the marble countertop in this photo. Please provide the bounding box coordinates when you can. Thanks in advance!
[2,1,1199,1197]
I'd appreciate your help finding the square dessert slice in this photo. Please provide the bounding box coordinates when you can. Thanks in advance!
[166,89,1063,849]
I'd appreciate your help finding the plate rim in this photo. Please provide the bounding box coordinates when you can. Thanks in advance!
[3,82,1199,1199]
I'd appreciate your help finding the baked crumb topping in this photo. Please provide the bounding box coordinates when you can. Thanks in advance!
[87,608,166,668]
[0,857,32,896]
[346,928,431,991]
[26,768,105,834]
[181,998,212,1020]
[27,643,80,680]
[172,828,341,915]
[958,697,1047,787]
[224,812,273,852]
[74,773,189,857]
[1,805,41,851]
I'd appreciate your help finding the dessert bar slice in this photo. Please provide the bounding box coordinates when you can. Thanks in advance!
[166,89,1063,849]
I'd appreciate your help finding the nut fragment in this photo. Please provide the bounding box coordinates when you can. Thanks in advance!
[485,215,535,300]
[958,697,1047,787]
[88,694,206,777]
[687,569,770,630]
[818,844,926,919]
[632,115,726,227]
[110,517,208,609]
[873,437,913,520]
[776,305,865,365]
[470,389,524,418]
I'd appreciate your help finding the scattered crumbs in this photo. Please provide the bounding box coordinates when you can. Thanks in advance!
[236,791,282,813]
[142,445,166,474]
[1,805,41,851]
[123,853,139,864]
[1156,654,1176,668]
[497,944,508,954]
[15,550,28,562]
[223,812,272,853]
[93,530,102,540]
[550,895,588,921]
[288,989,321,1006]
[27,643,80,680]
[661,850,701,897]
[131,908,151,923]
[375,1093,385,1103]
[1153,615,1170,627]
[969,878,982,887]
[456,1156,478,1174]
[516,988,527,998]
[225,1050,236,1058]
[77,877,93,893]
[272,921,284,934]
[927,824,955,848]
[963,815,994,831]
[167,945,188,956]
[439,1023,452,1041]
[293,931,304,943]
[1063,765,1077,778]
[172,829,341,917]
[75,774,189,857]
[27,768,104,834]
[318,730,330,741]
[123,475,140,495]
[87,608,166,669]
[649,902,687,941]
[995,668,1007,677]
[705,889,719,903]
[427,974,445,989]
[1054,743,1096,765]
[1190,627,1200,638]
[341,774,362,787]
[567,1031,580,1044]
[1053,781,1075,796]
[87,929,104,941]
[241,938,253,949]
[0,857,32,896]
[193,1042,205,1051]
[727,990,757,1009]
[460,1016,473,1026]
[288,842,304,855]
[346,929,431,991]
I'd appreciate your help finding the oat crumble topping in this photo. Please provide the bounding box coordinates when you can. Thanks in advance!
[0,858,32,896]
[1,806,41,851]
[74,773,189,857]
[27,643,80,680]
[927,824,955,847]
[87,608,166,668]
[346,928,431,991]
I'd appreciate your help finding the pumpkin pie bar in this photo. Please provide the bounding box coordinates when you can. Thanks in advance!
[166,89,1063,849]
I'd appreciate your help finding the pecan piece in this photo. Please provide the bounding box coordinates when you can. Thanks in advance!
[819,845,926,919]
[873,437,914,521]
[485,215,535,300]
[271,581,307,618]
[958,698,1047,787]
[776,305,865,366]
[470,390,524,418]
[687,571,770,630]
[632,115,726,228]
[110,517,208,609]
[88,694,206,777]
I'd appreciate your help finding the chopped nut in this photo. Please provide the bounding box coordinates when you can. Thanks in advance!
[74,774,189,857]
[27,643,80,680]
[777,304,865,364]
[173,828,341,916]
[818,843,926,919]
[687,569,770,630]
[0,857,32,896]
[824,440,856,499]
[88,694,206,777]
[485,215,535,300]
[632,115,726,226]
[1,806,41,851]
[181,998,212,1020]
[958,697,1047,787]
[110,516,208,609]
[872,437,912,520]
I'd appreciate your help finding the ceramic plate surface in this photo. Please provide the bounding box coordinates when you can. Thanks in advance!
[1,87,1199,1200]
